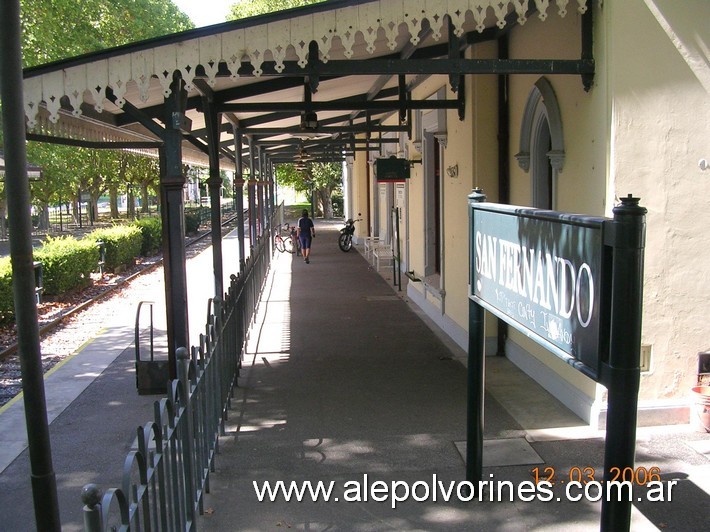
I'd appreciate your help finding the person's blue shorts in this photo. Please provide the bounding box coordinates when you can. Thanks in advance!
[299,236,311,249]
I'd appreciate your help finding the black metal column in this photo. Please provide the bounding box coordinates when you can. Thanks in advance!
[247,136,257,244]
[0,2,61,529]
[496,34,510,357]
[256,145,264,235]
[263,151,272,222]
[269,160,277,215]
[600,195,647,531]
[233,128,246,266]
[202,96,224,297]
[160,76,190,379]
[466,189,487,493]
[310,185,316,220]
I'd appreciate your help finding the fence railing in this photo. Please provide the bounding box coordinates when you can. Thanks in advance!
[80,229,273,531]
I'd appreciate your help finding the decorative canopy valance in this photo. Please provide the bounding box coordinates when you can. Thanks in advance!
[23,0,588,129]
[0,151,43,180]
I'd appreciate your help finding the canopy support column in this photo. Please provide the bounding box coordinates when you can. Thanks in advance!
[247,136,257,244]
[202,91,225,297]
[232,127,247,266]
[160,75,190,379]
[269,159,276,221]
[257,146,265,235]
[1,2,61,529]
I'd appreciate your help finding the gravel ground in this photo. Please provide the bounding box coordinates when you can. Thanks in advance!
[0,222,237,407]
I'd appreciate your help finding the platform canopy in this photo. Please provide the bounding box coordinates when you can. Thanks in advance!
[21,0,591,167]
[0,150,42,180]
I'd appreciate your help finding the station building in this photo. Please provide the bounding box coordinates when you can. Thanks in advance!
[343,0,709,428]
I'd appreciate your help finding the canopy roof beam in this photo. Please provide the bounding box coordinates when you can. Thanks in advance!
[219,98,460,113]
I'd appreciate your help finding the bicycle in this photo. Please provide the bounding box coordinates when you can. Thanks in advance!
[274,223,299,254]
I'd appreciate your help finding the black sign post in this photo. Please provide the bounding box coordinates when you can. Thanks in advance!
[467,190,646,531]
[466,189,487,494]
[600,195,647,530]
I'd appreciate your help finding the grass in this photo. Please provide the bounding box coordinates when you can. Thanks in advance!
[283,203,311,220]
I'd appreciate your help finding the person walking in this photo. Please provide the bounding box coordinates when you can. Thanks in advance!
[297,209,315,263]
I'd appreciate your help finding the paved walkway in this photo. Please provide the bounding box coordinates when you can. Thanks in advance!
[0,220,709,531]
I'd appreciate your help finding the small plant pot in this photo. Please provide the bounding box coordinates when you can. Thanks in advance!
[690,386,710,432]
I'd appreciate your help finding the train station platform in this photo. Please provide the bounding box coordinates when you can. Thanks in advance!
[1,220,709,531]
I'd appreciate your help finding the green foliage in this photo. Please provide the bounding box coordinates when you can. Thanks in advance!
[275,161,343,218]
[331,191,344,217]
[16,0,193,218]
[85,225,142,272]
[33,236,99,296]
[228,0,324,20]
[134,217,162,256]
[184,212,201,235]
[0,258,14,323]
[20,0,193,68]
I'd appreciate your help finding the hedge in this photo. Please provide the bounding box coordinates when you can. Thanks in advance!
[0,257,14,322]
[33,236,99,296]
[0,214,203,323]
[134,217,162,256]
[184,212,201,235]
[85,225,142,272]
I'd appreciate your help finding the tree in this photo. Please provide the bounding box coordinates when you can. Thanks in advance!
[275,162,342,218]
[0,1,194,231]
[228,0,323,20]
[20,0,193,68]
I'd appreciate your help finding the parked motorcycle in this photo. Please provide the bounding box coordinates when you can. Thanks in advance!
[338,215,362,252]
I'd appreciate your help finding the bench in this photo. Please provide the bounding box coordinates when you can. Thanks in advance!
[373,246,394,270]
[363,236,383,262]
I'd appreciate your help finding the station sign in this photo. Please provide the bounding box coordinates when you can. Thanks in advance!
[470,203,609,379]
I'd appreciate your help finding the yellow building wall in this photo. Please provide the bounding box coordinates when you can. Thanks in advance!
[442,42,500,338]
[606,0,710,402]
[348,0,708,424]
[351,153,369,235]
[506,10,607,412]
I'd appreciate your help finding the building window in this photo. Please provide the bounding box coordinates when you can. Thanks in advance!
[420,89,446,280]
[424,132,442,276]
[515,77,565,209]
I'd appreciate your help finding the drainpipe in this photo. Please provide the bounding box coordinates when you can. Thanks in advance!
[0,2,61,529]
[496,34,510,357]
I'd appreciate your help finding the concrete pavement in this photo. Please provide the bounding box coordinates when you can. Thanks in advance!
[195,221,710,531]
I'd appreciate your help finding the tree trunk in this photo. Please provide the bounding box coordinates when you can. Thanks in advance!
[37,203,50,230]
[141,184,150,214]
[72,195,80,226]
[127,188,136,219]
[109,188,120,218]
[89,191,101,225]
[0,199,7,239]
[317,187,334,219]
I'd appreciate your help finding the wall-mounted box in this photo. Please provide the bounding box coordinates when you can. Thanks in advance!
[374,156,410,182]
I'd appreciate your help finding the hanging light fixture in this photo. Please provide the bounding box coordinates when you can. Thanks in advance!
[300,111,318,131]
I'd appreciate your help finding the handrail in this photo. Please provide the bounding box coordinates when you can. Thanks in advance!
[134,300,154,363]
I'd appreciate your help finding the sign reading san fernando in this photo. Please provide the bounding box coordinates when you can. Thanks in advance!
[470,205,607,378]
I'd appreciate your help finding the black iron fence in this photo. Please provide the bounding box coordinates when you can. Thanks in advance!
[80,229,272,531]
